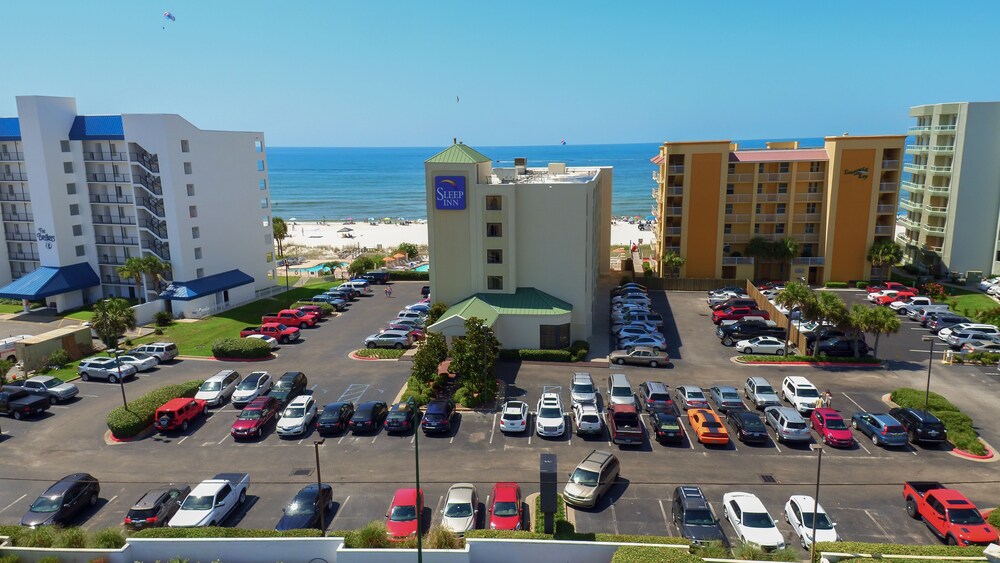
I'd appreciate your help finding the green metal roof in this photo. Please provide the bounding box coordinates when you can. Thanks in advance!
[432,287,572,329]
[426,143,491,164]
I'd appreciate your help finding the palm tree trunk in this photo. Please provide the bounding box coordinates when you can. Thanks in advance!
[873,333,881,359]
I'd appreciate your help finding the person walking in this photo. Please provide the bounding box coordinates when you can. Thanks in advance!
[385,287,390,297]
[822,389,833,409]
[387,285,393,298]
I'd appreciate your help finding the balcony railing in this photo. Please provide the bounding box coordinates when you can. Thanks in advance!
[102,276,131,286]
[141,240,171,261]
[932,145,955,153]
[796,171,825,181]
[727,173,754,183]
[755,233,787,241]
[83,152,128,162]
[724,214,750,223]
[799,234,820,243]
[0,191,29,202]
[905,145,929,153]
[879,182,897,193]
[922,224,947,235]
[723,233,750,243]
[662,246,680,254]
[909,125,932,133]
[139,219,168,239]
[874,225,894,235]
[663,207,683,216]
[663,226,681,236]
[758,172,791,183]
[926,185,950,194]
[97,254,127,266]
[0,172,27,181]
[882,160,900,170]
[95,235,139,246]
[133,172,163,195]
[92,214,136,225]
[1,212,33,222]
[129,151,160,173]
[87,173,131,183]
[899,199,922,211]
[925,205,948,215]
[922,243,944,252]
[754,213,783,223]
[792,257,825,266]
[756,193,789,202]
[726,193,752,203]
[877,204,896,214]
[0,152,24,162]
[665,165,684,175]
[722,257,755,265]
[897,217,921,229]
[89,193,134,205]
[136,196,165,218]
[904,163,927,173]
[930,165,952,173]
[901,180,923,193]
[793,213,821,223]
[4,231,34,241]
[897,232,919,246]
[651,171,660,183]
[8,252,39,261]
[933,124,957,132]
[666,186,684,196]
[794,192,823,202]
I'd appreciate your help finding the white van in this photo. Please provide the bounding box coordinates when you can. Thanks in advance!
[0,334,32,362]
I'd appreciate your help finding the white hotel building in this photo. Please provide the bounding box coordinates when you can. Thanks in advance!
[0,96,276,316]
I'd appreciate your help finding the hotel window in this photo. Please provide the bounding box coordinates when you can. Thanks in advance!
[728,164,736,174]
[257,160,265,172]
[487,276,503,290]
[66,183,76,195]
[192,226,200,239]
[777,183,788,193]
[189,206,198,218]
[723,244,731,253]
[805,223,815,234]
[725,204,733,214]
[756,184,763,194]
[180,140,190,153]
[754,223,761,234]
[260,179,267,190]
[775,224,785,234]
[63,162,73,173]
[806,203,817,214]
[255,140,264,152]
[69,204,79,216]
[486,196,502,210]
[758,163,765,173]
[776,203,786,214]
[726,184,734,195]
[265,233,272,245]
[183,162,192,174]
[755,203,762,214]
[262,216,270,227]
[194,247,202,260]
[802,244,815,257]
[187,184,195,196]
[72,224,82,237]
[779,162,790,173]
[60,140,70,152]
[810,162,822,173]
[75,245,85,257]
[196,268,204,278]
[266,252,273,263]
[261,197,268,208]
[724,223,732,234]
[486,223,502,237]
[808,182,820,193]
[487,249,503,264]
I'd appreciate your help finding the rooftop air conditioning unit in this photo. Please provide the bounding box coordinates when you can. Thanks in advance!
[514,157,527,175]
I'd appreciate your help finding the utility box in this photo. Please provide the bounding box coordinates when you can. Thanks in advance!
[965,271,983,286]
[539,453,558,534]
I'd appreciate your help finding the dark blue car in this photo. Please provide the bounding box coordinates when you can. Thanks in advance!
[421,399,455,435]
[275,484,332,531]
[851,412,907,447]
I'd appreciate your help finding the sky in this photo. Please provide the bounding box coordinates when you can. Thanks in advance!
[3,1,999,147]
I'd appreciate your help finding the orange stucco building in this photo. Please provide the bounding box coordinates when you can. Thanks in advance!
[650,136,904,284]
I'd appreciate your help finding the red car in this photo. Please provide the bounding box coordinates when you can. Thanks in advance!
[386,323,425,341]
[875,291,916,306]
[488,482,523,530]
[712,306,769,325]
[866,281,918,294]
[386,488,423,541]
[810,408,854,447]
[296,305,328,319]
[230,396,279,440]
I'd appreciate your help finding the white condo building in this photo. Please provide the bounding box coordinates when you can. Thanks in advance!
[900,102,1000,276]
[0,96,277,316]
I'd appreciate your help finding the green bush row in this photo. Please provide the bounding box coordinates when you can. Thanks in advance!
[464,529,552,540]
[500,349,574,362]
[0,525,125,548]
[613,545,700,563]
[211,337,272,359]
[106,380,204,439]
[569,340,590,361]
[132,526,321,538]
[388,270,430,281]
[811,541,986,561]
[890,388,958,412]
[890,388,986,454]
[954,351,1000,365]
[855,280,870,289]
[739,354,881,364]
[354,348,407,359]
[824,281,849,288]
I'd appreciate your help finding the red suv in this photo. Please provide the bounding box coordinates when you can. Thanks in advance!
[154,398,208,432]
[231,396,279,440]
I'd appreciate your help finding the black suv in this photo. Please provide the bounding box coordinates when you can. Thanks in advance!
[812,337,868,357]
[889,407,947,444]
[268,372,308,408]
[803,326,846,346]
[421,399,456,434]
[124,485,191,531]
[717,321,785,346]
[21,473,101,527]
[671,486,726,546]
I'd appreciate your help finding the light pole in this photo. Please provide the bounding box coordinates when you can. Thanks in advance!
[810,445,823,563]
[110,348,128,410]
[284,261,292,307]
[313,438,326,536]
[408,395,423,563]
[921,335,935,410]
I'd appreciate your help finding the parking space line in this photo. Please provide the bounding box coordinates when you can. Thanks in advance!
[863,509,892,541]
[80,394,100,398]
[856,441,872,455]
[217,433,229,445]
[609,504,619,535]
[106,495,119,506]
[331,495,350,526]
[178,435,189,445]
[841,392,865,411]
[435,495,444,514]
[309,384,318,391]
[337,384,369,404]
[201,442,215,447]
[658,499,671,533]
[908,349,934,353]
[0,494,26,514]
[676,419,694,449]
[449,436,455,444]
[489,413,497,444]
[410,435,415,444]
[50,405,69,409]
[372,434,379,444]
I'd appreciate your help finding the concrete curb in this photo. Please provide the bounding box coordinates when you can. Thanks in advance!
[104,425,155,445]
[731,356,884,368]
[880,393,997,462]
[347,350,400,361]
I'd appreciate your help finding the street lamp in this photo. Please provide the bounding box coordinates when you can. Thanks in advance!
[313,438,326,536]
[408,395,423,563]
[284,261,292,307]
[110,348,128,410]
[809,445,823,563]
[921,335,936,410]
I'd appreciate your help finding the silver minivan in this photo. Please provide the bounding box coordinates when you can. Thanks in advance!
[194,369,242,407]
[763,406,811,443]
[606,373,636,408]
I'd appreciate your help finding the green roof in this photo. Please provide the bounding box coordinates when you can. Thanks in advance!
[426,143,491,164]
[432,287,572,329]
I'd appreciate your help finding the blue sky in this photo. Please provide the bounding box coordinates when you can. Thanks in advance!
[4,1,999,147]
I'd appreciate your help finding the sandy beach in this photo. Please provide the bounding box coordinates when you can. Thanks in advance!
[283,220,654,253]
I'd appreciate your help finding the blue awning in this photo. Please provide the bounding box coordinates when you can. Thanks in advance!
[0,117,20,141]
[0,262,100,300]
[68,115,124,140]
[159,269,254,301]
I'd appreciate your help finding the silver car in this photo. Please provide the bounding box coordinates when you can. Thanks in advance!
[570,372,597,406]
[116,352,159,372]
[764,407,811,443]
[441,483,478,536]
[563,450,620,508]
[9,376,78,403]
[364,330,412,349]
[78,357,138,382]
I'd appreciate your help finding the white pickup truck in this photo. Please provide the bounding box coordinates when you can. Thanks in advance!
[168,472,249,528]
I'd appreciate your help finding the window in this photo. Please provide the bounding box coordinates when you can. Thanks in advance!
[196,268,204,278]
[777,183,788,193]
[262,216,270,227]
[486,196,502,210]
[189,205,197,218]
[192,226,200,239]
[72,224,82,236]
[726,184,734,195]
[186,184,195,196]
[266,252,273,263]
[810,162,822,173]
[775,224,785,234]
[265,233,272,245]
[259,179,267,190]
[75,245,85,257]
[725,204,733,214]
[261,197,268,208]
[776,203,786,214]
[808,182,820,193]
[486,223,502,237]
[487,276,503,290]
[66,182,76,195]
[63,162,73,173]
[183,162,192,174]
[487,249,503,264]
[257,160,265,172]
[60,140,71,152]
[756,184,763,194]
[69,203,79,216]
[539,323,570,349]
[806,203,817,214]
[194,247,202,259]
[728,164,736,174]
[724,223,732,234]
[180,140,190,153]
[805,224,815,234]
[755,203,762,214]
[255,140,264,152]
[758,163,765,173]
[779,162,790,173]
[754,223,761,234]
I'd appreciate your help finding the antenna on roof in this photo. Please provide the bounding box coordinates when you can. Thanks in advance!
[453,137,457,144]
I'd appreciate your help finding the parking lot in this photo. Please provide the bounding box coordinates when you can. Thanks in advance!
[0,281,997,550]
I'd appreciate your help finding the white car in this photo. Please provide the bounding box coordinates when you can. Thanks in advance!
[867,290,899,303]
[723,492,785,550]
[784,495,839,548]
[615,325,657,341]
[611,320,659,334]
[244,334,279,350]
[535,393,566,437]
[889,296,933,313]
[573,403,603,436]
[938,323,998,341]
[978,277,1000,291]
[708,291,743,306]
[231,371,273,407]
[115,352,159,372]
[499,401,529,433]
[276,395,318,436]
[988,285,1000,297]
[736,336,788,356]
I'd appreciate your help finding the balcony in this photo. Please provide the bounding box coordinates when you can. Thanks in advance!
[722,257,755,265]
[725,193,752,203]
[930,165,952,174]
[97,254,128,266]
[667,165,684,175]
[0,191,29,202]
[874,225,894,235]
[727,173,754,183]
[92,214,136,225]
[794,192,823,202]
[909,125,932,134]
[723,233,750,243]
[796,171,825,181]
[136,196,165,218]
[932,145,955,153]
[666,186,684,196]
[87,172,130,183]
[91,193,134,205]
[0,172,26,182]
[925,185,950,195]
[897,232,919,246]
[906,144,929,154]
[922,224,946,235]
[904,163,926,174]
[925,205,949,216]
[1,212,33,222]
[133,172,163,195]
[102,276,130,286]
[4,231,34,241]
[897,217,921,230]
[792,257,825,266]
[8,251,39,261]
[901,180,923,193]
[142,239,172,261]
[922,243,944,252]
[0,152,24,162]
[882,160,900,170]
[754,213,783,223]
[83,152,127,162]
[663,207,683,216]
[651,171,660,183]
[755,233,787,241]
[933,124,957,132]
[877,204,896,214]
[129,151,160,173]
[663,226,681,236]
[758,172,791,182]
[899,199,922,211]
[95,235,139,246]
[756,193,789,202]
[879,182,897,193]
[798,233,820,243]
[724,213,750,223]
[139,219,168,239]
[793,213,821,222]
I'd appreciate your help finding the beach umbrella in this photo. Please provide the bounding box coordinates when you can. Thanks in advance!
[290,217,298,221]
[381,256,395,262]
[338,227,353,233]
[393,253,405,258]
[644,215,655,221]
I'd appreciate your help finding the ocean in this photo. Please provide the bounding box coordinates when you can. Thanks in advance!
[267,139,827,221]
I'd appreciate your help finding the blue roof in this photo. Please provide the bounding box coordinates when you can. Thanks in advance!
[0,262,100,300]
[68,115,124,141]
[0,117,20,141]
[159,269,254,301]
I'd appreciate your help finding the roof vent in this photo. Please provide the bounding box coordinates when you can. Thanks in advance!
[514,157,527,175]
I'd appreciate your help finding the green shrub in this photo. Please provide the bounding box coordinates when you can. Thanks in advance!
[464,530,551,540]
[154,310,174,327]
[963,351,1000,365]
[14,525,56,547]
[569,340,590,361]
[0,554,20,563]
[890,388,958,412]
[52,526,88,548]
[500,349,574,362]
[210,337,272,359]
[855,280,870,289]
[596,534,689,545]
[90,527,126,549]
[48,348,70,368]
[106,379,203,439]
[824,281,849,288]
[354,348,406,359]
[292,301,335,315]
[37,558,60,563]
[425,524,462,549]
[153,327,164,336]
[739,354,880,364]
[613,545,699,563]
[388,270,429,281]
[343,520,390,548]
[988,509,1000,528]
[691,541,731,558]
[403,375,432,406]
[811,541,985,561]
[889,387,985,455]
[132,527,321,538]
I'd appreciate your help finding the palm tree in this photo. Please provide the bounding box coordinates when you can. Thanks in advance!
[142,255,170,296]
[91,298,137,350]
[118,257,145,303]
[867,241,904,282]
[864,305,901,359]
[775,237,800,280]
[844,304,872,359]
[745,237,772,280]
[661,251,686,278]
[272,217,289,259]
[774,281,812,355]
[811,292,848,357]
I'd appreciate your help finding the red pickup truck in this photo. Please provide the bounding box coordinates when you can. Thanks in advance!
[240,323,301,343]
[867,281,918,294]
[712,306,770,325]
[607,404,644,446]
[874,291,916,306]
[903,481,998,546]
[154,398,208,432]
[261,309,318,329]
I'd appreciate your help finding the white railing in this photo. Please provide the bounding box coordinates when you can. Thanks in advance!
[796,171,825,181]
[925,205,948,214]
[794,213,821,222]
[758,172,791,182]
[904,163,927,172]
[899,199,922,211]
[933,124,958,131]
[667,165,684,174]
[922,224,946,234]
[756,193,789,202]
[724,214,750,222]
[926,185,951,194]
[727,173,754,183]
[792,257,825,265]
[877,204,896,214]
[723,233,750,242]
[898,217,921,229]
[755,213,782,222]
[901,180,923,192]
[908,125,932,133]
[795,192,823,202]
[906,144,929,152]
[930,165,953,173]
[725,193,752,202]
[722,257,755,265]
[932,145,955,152]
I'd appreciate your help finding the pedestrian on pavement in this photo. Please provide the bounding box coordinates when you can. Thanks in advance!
[385,287,390,297]
[822,389,833,409]
[387,285,393,297]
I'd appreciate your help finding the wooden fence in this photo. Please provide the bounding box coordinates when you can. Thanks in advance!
[745,282,808,354]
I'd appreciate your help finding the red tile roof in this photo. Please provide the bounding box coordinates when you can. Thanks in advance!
[650,154,664,165]
[730,148,828,163]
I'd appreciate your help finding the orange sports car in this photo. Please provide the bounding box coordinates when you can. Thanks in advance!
[687,408,730,445]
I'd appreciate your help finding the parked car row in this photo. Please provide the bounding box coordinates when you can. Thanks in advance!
[608,283,670,367]
[363,299,430,350]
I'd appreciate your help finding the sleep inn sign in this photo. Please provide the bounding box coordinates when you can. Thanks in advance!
[434,176,467,210]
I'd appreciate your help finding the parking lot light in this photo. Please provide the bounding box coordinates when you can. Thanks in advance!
[921,335,936,410]
[313,438,325,536]
[109,348,128,411]
[810,444,823,563]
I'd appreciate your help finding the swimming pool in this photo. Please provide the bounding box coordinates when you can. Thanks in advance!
[305,264,328,273]
[413,264,430,272]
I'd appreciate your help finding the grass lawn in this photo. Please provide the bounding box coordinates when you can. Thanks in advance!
[61,310,94,322]
[949,293,997,318]
[0,303,24,314]
[133,281,343,356]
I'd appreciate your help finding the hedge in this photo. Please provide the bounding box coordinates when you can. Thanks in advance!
[739,354,881,364]
[569,340,590,361]
[811,541,986,562]
[613,545,699,563]
[824,281,849,288]
[500,349,574,362]
[0,525,125,548]
[211,337,272,359]
[890,387,986,455]
[354,348,407,359]
[106,380,203,439]
[855,280,870,289]
[387,270,429,281]
[464,530,552,540]
[988,509,1000,528]
[133,527,322,538]
[953,351,1000,366]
